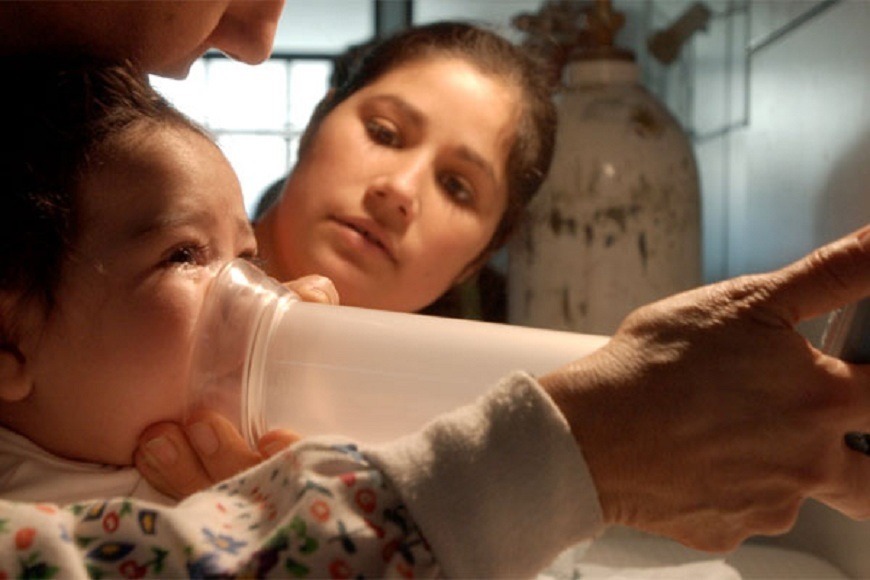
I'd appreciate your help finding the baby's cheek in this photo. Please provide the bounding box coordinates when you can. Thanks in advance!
[124,304,199,409]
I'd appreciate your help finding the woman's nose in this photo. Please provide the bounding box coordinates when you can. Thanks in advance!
[208,0,284,65]
[365,160,426,229]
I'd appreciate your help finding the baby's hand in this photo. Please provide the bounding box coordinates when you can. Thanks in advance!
[135,274,339,500]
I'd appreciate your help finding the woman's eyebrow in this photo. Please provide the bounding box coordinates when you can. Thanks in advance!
[371,94,425,128]
[457,145,497,185]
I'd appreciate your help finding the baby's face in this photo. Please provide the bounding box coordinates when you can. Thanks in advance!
[14,124,255,466]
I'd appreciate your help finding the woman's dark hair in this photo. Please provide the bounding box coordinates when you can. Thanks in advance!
[0,55,199,319]
[301,21,557,264]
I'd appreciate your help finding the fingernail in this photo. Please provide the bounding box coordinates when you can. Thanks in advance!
[144,436,178,466]
[858,226,870,251]
[188,421,219,456]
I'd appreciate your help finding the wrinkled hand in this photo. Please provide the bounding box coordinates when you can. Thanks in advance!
[135,274,339,500]
[540,225,870,552]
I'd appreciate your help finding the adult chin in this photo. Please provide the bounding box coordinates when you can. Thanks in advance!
[147,45,208,80]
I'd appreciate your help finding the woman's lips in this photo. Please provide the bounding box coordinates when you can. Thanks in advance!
[335,217,397,263]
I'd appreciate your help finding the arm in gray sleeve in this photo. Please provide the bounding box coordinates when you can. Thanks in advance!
[363,371,604,578]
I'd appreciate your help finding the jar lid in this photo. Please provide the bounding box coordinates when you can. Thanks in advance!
[564,57,639,87]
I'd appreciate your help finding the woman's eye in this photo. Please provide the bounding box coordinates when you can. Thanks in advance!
[365,118,401,147]
[439,173,475,206]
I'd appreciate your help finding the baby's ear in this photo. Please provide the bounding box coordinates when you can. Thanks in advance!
[0,295,34,402]
[0,347,31,402]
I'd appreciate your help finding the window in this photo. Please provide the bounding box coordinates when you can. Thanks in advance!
[151,56,333,217]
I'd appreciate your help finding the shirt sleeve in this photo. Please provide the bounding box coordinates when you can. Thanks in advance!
[0,439,440,578]
[363,371,604,578]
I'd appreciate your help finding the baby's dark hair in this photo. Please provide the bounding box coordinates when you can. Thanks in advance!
[302,21,557,265]
[0,55,199,317]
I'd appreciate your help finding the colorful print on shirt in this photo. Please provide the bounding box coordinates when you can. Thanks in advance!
[0,439,438,578]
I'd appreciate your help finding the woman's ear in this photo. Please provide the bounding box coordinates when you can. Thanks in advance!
[0,347,32,402]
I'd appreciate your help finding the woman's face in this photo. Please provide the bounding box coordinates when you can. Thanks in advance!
[8,125,256,466]
[266,56,521,312]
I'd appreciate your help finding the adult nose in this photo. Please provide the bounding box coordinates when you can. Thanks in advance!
[365,156,426,230]
[208,0,285,64]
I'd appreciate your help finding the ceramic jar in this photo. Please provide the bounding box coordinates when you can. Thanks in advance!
[508,57,702,334]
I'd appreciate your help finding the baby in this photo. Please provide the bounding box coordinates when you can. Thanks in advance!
[0,53,338,501]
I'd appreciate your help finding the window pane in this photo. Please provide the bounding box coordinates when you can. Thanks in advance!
[414,0,544,37]
[151,55,329,220]
[274,1,373,53]
[207,60,288,131]
[217,135,289,217]
[288,60,332,129]
[150,61,209,124]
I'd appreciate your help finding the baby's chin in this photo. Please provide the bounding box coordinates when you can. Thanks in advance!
[49,437,138,468]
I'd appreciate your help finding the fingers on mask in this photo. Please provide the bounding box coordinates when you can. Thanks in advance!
[184,411,262,483]
[135,423,214,500]
[283,275,339,305]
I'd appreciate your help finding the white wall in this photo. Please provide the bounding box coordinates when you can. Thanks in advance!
[737,1,868,269]
[273,1,374,52]
[695,2,869,275]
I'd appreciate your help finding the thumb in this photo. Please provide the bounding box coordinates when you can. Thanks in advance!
[763,225,870,324]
